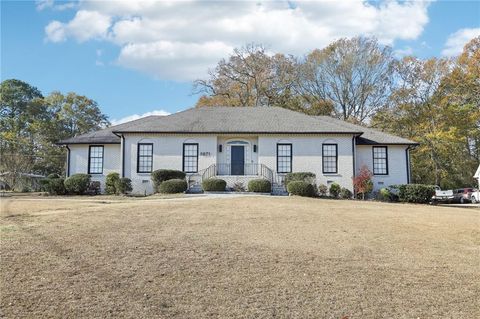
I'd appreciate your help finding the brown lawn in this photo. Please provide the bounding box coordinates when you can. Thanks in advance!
[1,196,479,318]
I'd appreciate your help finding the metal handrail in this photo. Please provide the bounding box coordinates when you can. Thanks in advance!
[201,164,216,181]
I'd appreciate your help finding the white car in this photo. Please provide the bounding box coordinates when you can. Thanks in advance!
[431,186,454,204]
[471,189,479,204]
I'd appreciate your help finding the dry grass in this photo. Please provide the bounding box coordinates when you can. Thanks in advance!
[1,196,479,318]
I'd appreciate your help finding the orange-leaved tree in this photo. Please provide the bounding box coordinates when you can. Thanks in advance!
[353,165,373,200]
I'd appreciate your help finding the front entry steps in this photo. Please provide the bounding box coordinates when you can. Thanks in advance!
[271,183,288,196]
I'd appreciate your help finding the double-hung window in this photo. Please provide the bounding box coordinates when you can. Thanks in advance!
[373,146,388,175]
[322,144,338,174]
[183,143,198,173]
[137,143,153,173]
[88,145,103,174]
[277,144,292,173]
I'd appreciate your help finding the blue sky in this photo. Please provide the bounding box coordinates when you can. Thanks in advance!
[2,0,479,124]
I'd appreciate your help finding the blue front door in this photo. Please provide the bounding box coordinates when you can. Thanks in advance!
[231,146,245,175]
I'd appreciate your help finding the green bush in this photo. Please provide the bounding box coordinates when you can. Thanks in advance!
[47,173,61,179]
[318,184,328,196]
[151,169,186,189]
[329,183,341,198]
[392,184,435,203]
[287,181,315,197]
[285,172,316,186]
[158,179,188,194]
[41,177,66,195]
[105,172,120,194]
[339,187,353,199]
[115,177,132,195]
[64,174,91,195]
[377,187,392,201]
[248,179,271,193]
[202,178,226,192]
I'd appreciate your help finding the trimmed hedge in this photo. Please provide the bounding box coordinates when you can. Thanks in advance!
[393,184,435,203]
[248,179,271,193]
[64,174,91,195]
[152,169,186,189]
[115,177,132,195]
[158,179,187,194]
[329,183,341,198]
[202,178,226,192]
[287,181,315,197]
[105,172,120,194]
[285,172,316,186]
[339,187,353,199]
[43,177,66,195]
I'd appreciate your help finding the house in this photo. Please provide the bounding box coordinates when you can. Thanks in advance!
[58,107,418,195]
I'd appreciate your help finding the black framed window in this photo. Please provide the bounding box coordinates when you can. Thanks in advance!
[322,144,338,174]
[277,144,292,173]
[137,143,153,173]
[88,145,103,174]
[183,143,198,173]
[373,146,388,175]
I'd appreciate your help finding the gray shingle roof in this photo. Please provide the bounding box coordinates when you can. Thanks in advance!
[58,107,417,145]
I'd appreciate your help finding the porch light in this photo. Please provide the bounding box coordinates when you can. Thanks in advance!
[218,144,223,152]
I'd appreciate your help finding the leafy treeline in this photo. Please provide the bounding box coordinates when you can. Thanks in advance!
[195,36,480,188]
[0,79,109,188]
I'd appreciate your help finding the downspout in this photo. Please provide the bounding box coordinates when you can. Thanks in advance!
[121,135,125,178]
[405,146,411,184]
[352,135,357,198]
[65,145,71,178]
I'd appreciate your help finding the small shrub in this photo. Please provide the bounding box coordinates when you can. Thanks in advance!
[87,181,101,195]
[287,181,315,197]
[353,165,373,199]
[329,183,341,198]
[285,172,316,186]
[232,181,246,192]
[151,169,186,189]
[202,178,226,192]
[393,184,435,203]
[377,187,392,201]
[159,179,187,194]
[318,184,328,196]
[64,174,91,195]
[339,187,353,199]
[115,178,132,195]
[105,172,120,194]
[48,178,66,195]
[248,179,271,193]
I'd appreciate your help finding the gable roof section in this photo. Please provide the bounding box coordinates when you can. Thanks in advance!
[315,116,419,145]
[58,107,417,145]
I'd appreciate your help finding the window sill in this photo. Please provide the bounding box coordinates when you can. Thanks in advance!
[137,172,152,175]
[323,173,340,176]
[373,174,389,177]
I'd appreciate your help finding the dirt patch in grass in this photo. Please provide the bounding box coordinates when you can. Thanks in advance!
[1,196,479,318]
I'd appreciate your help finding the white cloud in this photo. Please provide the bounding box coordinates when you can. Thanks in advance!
[43,0,432,80]
[394,46,413,58]
[442,28,480,56]
[37,0,77,11]
[111,110,171,126]
[45,10,111,43]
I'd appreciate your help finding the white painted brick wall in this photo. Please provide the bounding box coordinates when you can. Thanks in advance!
[258,135,355,191]
[69,144,121,191]
[124,134,217,194]
[356,145,409,191]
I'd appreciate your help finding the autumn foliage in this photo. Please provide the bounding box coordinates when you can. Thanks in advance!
[353,166,373,200]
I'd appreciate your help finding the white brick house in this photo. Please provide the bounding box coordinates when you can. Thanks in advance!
[58,107,418,195]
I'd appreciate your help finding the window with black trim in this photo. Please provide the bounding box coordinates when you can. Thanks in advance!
[137,143,153,173]
[277,144,292,173]
[373,146,388,175]
[322,144,338,174]
[183,143,198,173]
[88,145,104,174]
